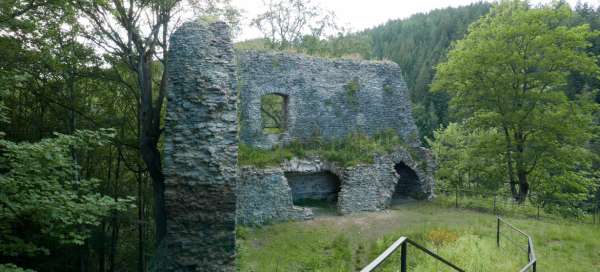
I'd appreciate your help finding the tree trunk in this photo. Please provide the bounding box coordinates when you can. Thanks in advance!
[99,221,106,272]
[109,220,119,272]
[109,147,123,272]
[503,127,518,198]
[514,131,529,203]
[137,53,166,244]
[137,168,146,272]
[517,170,529,202]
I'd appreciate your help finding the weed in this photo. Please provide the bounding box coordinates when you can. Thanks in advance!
[426,228,459,247]
[238,129,410,167]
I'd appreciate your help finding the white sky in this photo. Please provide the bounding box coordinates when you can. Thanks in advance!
[231,0,595,41]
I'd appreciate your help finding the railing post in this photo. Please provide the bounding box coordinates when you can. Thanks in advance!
[400,242,407,272]
[496,217,500,248]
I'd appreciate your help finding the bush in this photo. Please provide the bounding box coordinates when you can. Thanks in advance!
[426,228,459,247]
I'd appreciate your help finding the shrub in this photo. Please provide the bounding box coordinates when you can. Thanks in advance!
[426,228,459,247]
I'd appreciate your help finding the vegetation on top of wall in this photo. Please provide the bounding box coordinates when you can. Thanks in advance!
[238,129,410,167]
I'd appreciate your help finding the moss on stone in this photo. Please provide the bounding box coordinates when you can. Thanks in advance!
[383,84,393,93]
[345,77,361,96]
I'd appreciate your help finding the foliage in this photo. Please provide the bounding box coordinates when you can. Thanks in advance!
[0,129,132,263]
[432,0,599,201]
[366,3,493,140]
[0,264,34,272]
[188,0,242,36]
[0,1,152,270]
[260,94,286,132]
[238,143,298,168]
[428,122,505,191]
[343,77,361,107]
[251,0,338,50]
[238,129,407,167]
[426,228,459,247]
[0,89,7,126]
[434,189,598,221]
[242,3,491,139]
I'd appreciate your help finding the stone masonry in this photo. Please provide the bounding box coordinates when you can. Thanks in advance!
[233,51,435,225]
[235,149,435,225]
[237,51,420,149]
[162,19,436,267]
[160,21,238,271]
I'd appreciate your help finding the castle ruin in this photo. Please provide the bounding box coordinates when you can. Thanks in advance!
[159,20,435,271]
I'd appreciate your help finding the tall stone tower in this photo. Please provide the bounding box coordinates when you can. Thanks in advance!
[159,20,238,271]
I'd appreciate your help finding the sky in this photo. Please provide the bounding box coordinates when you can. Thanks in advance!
[231,0,593,41]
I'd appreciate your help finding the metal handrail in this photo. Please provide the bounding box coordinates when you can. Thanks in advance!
[497,217,537,272]
[360,236,465,272]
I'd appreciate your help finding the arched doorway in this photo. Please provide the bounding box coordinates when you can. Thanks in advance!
[285,171,341,215]
[392,162,423,204]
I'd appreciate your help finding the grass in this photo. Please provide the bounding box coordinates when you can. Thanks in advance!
[434,191,599,224]
[237,201,600,271]
[238,130,408,168]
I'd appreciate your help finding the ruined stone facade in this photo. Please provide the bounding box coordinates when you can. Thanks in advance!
[236,148,435,225]
[236,51,420,149]
[160,21,238,271]
[234,51,435,225]
[161,20,435,268]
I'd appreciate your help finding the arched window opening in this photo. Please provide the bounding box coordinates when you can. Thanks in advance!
[392,162,423,204]
[261,94,288,134]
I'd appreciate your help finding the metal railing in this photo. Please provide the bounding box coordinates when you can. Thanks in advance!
[436,188,600,225]
[360,236,464,272]
[497,217,537,272]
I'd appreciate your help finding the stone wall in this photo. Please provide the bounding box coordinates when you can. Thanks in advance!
[159,21,238,271]
[236,51,420,149]
[337,148,435,214]
[237,167,313,225]
[236,148,435,225]
[286,171,341,203]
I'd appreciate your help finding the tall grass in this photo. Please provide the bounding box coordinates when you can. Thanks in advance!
[237,202,600,271]
[238,129,407,167]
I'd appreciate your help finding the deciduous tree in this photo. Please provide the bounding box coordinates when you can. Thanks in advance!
[252,0,337,49]
[432,0,599,202]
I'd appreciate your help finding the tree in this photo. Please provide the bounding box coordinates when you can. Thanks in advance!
[75,0,240,245]
[252,0,337,49]
[432,0,599,202]
[428,122,505,191]
[0,125,131,270]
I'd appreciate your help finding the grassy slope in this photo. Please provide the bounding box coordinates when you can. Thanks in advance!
[237,202,600,271]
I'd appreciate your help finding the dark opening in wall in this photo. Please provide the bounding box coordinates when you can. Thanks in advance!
[285,171,341,208]
[261,94,288,134]
[392,162,423,202]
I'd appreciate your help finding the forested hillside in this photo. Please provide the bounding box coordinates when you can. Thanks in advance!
[366,3,492,139]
